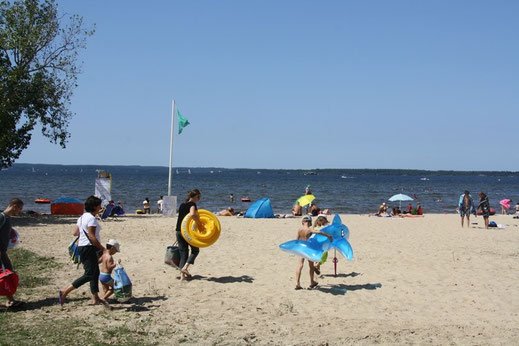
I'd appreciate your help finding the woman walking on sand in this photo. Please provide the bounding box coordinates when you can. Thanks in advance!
[59,196,106,306]
[175,189,205,281]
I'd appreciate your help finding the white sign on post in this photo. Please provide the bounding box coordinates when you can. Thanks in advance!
[162,196,177,217]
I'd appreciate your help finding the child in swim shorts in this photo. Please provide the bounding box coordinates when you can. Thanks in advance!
[99,239,121,301]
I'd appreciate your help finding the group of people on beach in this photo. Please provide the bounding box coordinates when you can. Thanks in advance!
[458,190,517,229]
[3,184,518,309]
[370,202,423,217]
[142,196,164,214]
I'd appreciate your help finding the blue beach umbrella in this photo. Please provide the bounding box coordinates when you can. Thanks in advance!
[388,193,413,208]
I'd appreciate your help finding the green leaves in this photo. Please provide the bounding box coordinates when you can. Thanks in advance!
[0,0,94,167]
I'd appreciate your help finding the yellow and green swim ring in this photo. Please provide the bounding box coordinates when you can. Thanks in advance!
[181,209,221,248]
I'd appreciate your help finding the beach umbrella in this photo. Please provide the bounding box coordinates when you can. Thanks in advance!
[388,193,413,208]
[296,194,315,207]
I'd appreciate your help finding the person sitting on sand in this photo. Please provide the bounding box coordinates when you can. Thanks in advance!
[391,207,402,216]
[294,215,332,290]
[309,203,321,216]
[216,207,235,216]
[370,202,388,217]
[143,198,151,214]
[379,202,388,215]
[292,202,302,216]
[99,239,121,301]
[415,203,423,215]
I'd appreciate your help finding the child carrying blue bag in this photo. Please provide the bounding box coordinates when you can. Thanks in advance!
[113,263,132,302]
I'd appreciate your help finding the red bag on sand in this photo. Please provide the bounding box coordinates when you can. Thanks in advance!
[0,266,19,296]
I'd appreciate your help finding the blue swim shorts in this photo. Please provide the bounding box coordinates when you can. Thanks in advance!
[99,272,113,285]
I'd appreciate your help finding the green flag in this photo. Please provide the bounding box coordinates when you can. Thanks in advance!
[176,109,190,134]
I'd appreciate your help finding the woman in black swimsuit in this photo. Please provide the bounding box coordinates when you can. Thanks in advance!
[175,189,205,281]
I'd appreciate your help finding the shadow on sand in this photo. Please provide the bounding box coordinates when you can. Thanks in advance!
[185,275,254,284]
[322,271,362,278]
[315,283,382,296]
[0,296,90,312]
[110,295,168,312]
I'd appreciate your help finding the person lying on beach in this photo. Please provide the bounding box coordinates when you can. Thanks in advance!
[216,208,235,216]
[295,215,332,290]
[275,214,295,218]
[99,239,121,302]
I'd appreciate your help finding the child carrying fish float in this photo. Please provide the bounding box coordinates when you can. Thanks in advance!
[280,214,354,289]
[292,215,332,290]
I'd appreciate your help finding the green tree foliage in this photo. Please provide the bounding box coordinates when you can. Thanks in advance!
[0,0,94,167]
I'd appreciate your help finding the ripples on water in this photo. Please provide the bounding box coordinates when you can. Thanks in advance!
[1,164,517,215]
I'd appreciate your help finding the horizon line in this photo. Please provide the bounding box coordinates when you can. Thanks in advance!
[10,162,519,174]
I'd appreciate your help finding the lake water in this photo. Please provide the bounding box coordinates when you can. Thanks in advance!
[1,164,517,215]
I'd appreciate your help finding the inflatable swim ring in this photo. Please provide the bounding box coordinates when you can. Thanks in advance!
[8,228,19,248]
[35,198,51,204]
[476,208,496,215]
[181,209,221,248]
[136,209,144,214]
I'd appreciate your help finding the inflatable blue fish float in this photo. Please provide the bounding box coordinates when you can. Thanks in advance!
[279,214,353,261]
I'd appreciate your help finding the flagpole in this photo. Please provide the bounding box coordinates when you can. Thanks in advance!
[168,99,175,196]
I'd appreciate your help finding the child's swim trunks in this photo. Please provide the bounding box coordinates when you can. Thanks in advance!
[99,272,114,285]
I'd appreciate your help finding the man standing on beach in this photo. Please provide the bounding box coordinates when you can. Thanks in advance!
[458,191,474,228]
[0,198,24,308]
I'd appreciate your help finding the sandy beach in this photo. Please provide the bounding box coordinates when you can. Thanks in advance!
[8,212,519,344]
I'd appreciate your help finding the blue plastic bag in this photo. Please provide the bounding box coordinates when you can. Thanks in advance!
[113,264,132,302]
[68,237,81,265]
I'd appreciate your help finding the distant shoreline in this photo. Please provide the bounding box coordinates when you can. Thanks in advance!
[7,163,519,176]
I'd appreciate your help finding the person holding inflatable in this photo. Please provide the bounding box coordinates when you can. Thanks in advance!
[312,215,330,275]
[294,215,332,290]
[1,198,24,308]
[175,189,205,281]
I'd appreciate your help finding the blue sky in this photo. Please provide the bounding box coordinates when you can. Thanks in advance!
[17,1,519,170]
